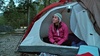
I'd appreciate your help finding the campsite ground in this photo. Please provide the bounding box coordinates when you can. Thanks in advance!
[0,34,38,56]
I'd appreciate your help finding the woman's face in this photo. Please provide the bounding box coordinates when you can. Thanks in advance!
[52,15,59,23]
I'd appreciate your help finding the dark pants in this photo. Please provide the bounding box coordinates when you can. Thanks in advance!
[43,33,84,46]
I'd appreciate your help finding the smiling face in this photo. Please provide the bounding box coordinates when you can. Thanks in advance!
[52,15,59,24]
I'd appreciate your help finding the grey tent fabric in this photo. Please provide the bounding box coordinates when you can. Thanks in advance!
[70,3,100,49]
[78,0,100,35]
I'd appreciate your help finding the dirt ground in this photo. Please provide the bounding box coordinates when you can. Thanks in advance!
[0,34,38,56]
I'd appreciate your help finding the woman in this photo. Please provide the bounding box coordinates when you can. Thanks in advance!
[40,13,69,56]
[49,13,69,45]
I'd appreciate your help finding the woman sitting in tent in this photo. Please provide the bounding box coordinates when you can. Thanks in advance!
[40,13,69,56]
[43,13,86,46]
[49,13,69,45]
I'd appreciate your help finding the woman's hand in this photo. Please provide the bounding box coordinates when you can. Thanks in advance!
[54,42,58,45]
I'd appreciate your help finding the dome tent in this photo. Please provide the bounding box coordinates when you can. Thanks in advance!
[17,0,100,56]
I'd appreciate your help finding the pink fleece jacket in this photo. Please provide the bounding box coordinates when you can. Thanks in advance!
[49,22,69,45]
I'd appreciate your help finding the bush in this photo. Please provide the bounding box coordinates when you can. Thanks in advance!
[0,25,14,32]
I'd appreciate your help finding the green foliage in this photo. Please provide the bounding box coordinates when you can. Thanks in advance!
[4,9,27,28]
[50,0,59,3]
[2,0,60,29]
[3,0,28,29]
[0,16,6,25]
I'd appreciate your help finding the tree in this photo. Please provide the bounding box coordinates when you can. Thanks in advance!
[16,0,42,26]
[3,0,61,28]
[3,0,27,28]
[0,0,5,11]
[0,16,6,25]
